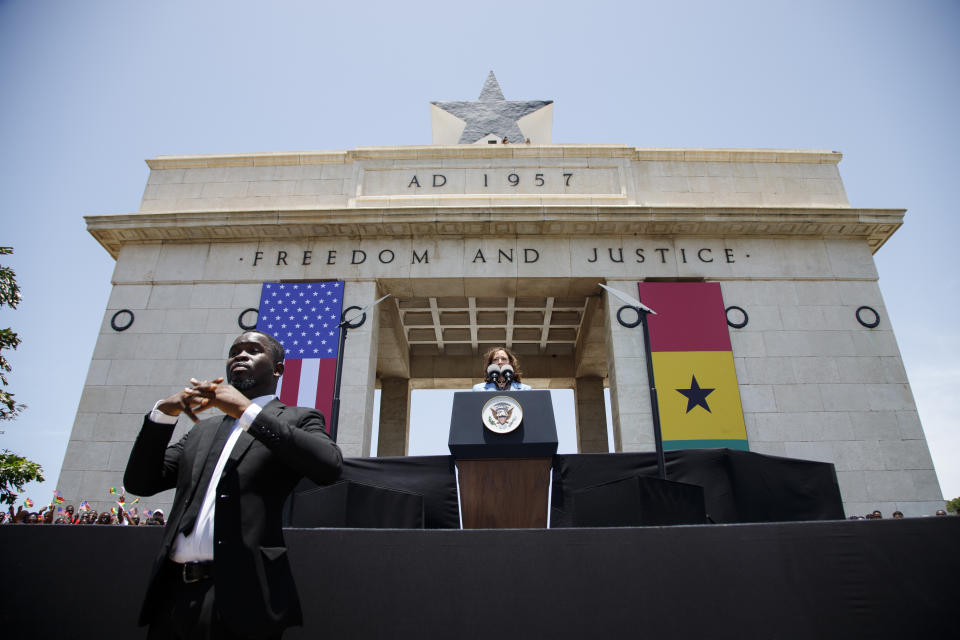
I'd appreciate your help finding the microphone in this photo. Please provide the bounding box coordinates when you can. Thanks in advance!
[501,365,515,384]
[486,364,501,384]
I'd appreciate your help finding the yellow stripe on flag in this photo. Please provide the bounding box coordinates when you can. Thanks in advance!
[651,351,747,442]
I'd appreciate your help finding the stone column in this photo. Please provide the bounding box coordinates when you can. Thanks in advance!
[574,376,607,453]
[377,378,411,456]
[603,280,655,453]
[337,280,380,457]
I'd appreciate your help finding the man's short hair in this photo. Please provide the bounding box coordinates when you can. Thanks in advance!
[241,330,285,363]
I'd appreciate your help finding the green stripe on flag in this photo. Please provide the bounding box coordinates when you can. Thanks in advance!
[663,439,750,451]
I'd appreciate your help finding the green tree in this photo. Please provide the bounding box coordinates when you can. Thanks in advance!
[0,450,44,505]
[0,247,42,505]
[946,496,960,514]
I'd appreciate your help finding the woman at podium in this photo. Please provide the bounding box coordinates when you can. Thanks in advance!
[472,347,532,391]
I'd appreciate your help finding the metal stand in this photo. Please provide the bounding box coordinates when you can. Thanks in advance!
[600,283,665,480]
[639,308,667,480]
[328,294,391,442]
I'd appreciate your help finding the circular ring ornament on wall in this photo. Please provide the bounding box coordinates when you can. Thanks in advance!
[725,305,748,329]
[110,309,134,332]
[856,305,880,328]
[238,308,259,331]
[616,305,643,328]
[342,305,366,329]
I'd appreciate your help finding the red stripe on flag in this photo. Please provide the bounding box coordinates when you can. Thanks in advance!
[279,359,302,406]
[637,282,731,351]
[315,359,338,433]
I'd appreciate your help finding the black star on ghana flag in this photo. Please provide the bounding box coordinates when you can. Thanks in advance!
[677,375,715,413]
[431,71,552,144]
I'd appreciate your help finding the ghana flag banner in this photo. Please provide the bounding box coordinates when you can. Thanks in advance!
[256,281,345,430]
[637,281,748,451]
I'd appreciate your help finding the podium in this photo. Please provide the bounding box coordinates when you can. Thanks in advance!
[448,390,558,529]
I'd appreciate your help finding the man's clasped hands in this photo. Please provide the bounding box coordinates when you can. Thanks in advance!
[157,377,254,423]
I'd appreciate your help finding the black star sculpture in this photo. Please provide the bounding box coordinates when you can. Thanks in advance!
[431,71,552,144]
[677,375,715,413]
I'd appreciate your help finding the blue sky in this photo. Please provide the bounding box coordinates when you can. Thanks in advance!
[1,0,958,504]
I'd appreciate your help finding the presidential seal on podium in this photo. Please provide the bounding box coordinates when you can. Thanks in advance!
[482,396,523,434]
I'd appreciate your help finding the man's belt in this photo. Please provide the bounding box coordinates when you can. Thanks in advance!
[178,561,215,584]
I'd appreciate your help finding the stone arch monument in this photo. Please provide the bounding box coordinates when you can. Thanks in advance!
[62,74,942,517]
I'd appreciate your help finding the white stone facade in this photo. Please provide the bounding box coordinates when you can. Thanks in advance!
[62,145,940,517]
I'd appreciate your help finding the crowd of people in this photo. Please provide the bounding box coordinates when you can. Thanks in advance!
[1,489,164,526]
[847,508,952,520]
[4,495,956,525]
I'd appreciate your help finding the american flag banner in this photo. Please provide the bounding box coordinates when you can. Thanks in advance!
[256,281,345,430]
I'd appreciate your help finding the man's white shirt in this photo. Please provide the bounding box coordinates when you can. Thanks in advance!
[149,394,274,563]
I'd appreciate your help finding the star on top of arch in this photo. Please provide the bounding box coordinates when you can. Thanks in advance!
[430,71,553,144]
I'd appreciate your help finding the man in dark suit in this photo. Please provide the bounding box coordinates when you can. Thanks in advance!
[124,330,342,639]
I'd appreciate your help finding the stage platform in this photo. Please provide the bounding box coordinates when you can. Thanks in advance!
[292,449,847,528]
[3,517,957,638]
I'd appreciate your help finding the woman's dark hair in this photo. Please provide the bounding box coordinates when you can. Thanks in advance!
[482,346,523,382]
